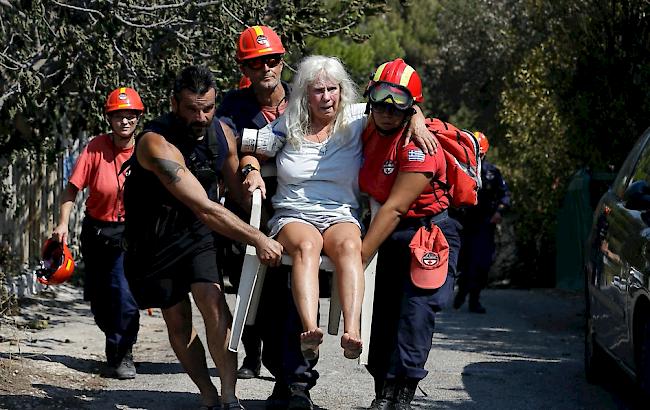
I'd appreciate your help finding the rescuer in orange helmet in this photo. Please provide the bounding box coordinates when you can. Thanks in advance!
[454,131,511,314]
[51,86,144,380]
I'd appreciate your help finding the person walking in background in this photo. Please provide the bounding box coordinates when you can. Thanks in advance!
[359,59,462,410]
[454,131,511,314]
[122,65,282,410]
[52,87,144,380]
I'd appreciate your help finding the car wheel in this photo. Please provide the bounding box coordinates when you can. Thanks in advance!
[637,318,650,395]
[585,299,607,383]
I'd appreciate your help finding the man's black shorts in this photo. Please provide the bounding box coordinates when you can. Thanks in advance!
[125,237,223,309]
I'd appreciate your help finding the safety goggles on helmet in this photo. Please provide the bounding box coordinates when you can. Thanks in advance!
[244,55,283,70]
[368,82,414,110]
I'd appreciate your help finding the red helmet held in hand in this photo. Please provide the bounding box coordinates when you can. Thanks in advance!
[36,239,75,285]
[474,131,489,155]
[236,25,286,62]
[367,58,423,104]
[105,87,145,114]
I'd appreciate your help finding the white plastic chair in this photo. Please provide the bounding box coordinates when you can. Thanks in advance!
[228,188,379,365]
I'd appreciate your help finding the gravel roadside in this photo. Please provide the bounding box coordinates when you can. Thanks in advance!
[0,285,619,409]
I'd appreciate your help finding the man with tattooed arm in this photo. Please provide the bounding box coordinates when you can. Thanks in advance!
[122,65,283,410]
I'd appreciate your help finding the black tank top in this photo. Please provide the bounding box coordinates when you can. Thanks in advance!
[123,113,228,276]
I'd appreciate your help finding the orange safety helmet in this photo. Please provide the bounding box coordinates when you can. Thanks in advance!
[105,87,145,114]
[236,25,286,62]
[367,58,424,103]
[36,239,75,285]
[474,131,489,155]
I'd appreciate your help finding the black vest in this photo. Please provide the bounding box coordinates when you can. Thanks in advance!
[123,113,228,276]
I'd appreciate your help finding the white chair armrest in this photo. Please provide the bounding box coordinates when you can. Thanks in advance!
[249,189,262,229]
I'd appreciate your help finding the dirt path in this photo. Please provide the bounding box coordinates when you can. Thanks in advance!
[0,284,621,410]
[0,284,375,409]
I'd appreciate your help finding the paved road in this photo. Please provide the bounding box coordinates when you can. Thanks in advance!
[0,286,643,409]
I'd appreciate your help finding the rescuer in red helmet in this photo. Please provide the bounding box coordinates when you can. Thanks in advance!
[359,58,462,410]
[51,87,144,380]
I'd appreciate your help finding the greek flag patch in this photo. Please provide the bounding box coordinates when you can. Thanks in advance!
[408,149,425,162]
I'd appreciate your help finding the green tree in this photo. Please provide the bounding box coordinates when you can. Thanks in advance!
[0,0,387,207]
[499,0,650,284]
[499,38,573,286]
[305,2,408,85]
[305,0,442,87]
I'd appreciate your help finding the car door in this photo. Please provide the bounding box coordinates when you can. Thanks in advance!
[617,139,650,367]
[590,129,650,363]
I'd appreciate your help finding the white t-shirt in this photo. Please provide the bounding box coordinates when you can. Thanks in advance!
[257,104,368,219]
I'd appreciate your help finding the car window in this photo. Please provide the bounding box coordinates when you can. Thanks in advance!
[630,147,650,184]
[612,128,650,198]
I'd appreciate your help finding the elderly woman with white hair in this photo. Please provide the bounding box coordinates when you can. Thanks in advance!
[239,55,434,362]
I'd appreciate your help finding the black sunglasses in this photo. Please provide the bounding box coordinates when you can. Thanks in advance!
[244,55,283,70]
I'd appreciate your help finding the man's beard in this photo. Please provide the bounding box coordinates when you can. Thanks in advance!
[189,121,209,139]
[257,77,279,92]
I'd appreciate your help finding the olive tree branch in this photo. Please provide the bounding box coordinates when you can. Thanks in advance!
[51,0,104,18]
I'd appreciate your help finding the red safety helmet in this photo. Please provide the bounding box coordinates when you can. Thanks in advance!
[236,25,286,62]
[36,239,75,285]
[367,58,424,104]
[105,87,145,114]
[474,131,489,155]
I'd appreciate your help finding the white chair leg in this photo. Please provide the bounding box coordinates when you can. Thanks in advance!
[328,272,341,336]
[229,189,265,352]
[247,264,267,324]
[359,252,378,365]
[228,244,264,353]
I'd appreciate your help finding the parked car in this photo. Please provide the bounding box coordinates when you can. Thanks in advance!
[585,126,650,394]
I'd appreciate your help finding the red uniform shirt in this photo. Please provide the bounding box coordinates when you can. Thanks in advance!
[69,134,133,222]
[359,123,449,217]
[260,99,288,123]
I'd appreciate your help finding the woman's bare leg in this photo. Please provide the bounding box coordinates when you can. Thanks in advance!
[277,222,324,358]
[323,222,364,359]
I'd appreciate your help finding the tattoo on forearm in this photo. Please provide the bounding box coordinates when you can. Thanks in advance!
[152,157,185,184]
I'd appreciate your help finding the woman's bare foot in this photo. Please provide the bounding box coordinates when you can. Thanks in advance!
[341,332,362,359]
[300,328,324,360]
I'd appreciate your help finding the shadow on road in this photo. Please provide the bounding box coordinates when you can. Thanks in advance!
[426,289,647,410]
[0,351,101,375]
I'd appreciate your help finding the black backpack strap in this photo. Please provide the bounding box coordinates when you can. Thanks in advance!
[119,155,134,176]
[205,120,230,181]
[206,121,224,167]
